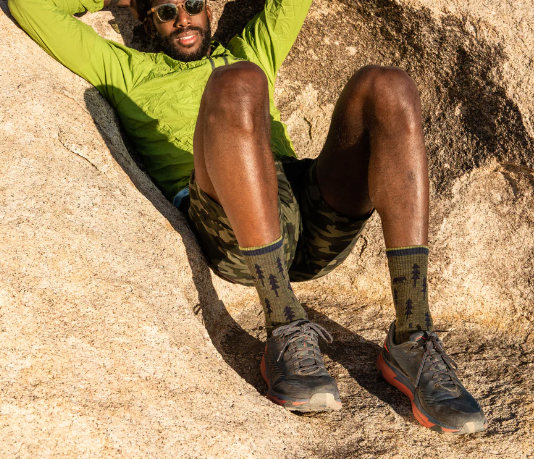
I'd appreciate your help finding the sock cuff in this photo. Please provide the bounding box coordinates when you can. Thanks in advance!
[386,245,429,258]
[239,236,283,256]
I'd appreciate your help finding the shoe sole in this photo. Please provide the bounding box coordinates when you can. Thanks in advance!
[377,352,488,434]
[261,354,342,412]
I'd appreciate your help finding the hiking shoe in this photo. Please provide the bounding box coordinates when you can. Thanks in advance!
[261,320,342,412]
[377,321,487,434]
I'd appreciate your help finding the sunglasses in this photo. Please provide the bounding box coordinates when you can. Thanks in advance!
[148,0,205,21]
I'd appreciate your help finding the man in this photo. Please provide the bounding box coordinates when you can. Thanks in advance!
[9,0,487,434]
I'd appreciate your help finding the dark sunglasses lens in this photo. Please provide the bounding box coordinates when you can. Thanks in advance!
[184,0,204,15]
[157,4,178,21]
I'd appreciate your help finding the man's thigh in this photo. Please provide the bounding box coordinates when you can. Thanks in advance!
[184,161,301,286]
[283,158,373,282]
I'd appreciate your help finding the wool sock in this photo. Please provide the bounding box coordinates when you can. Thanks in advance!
[386,245,433,343]
[240,236,307,335]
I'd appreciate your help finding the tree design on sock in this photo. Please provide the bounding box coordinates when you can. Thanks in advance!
[425,311,432,329]
[405,299,413,320]
[264,298,272,316]
[276,257,285,279]
[284,305,296,322]
[255,264,265,286]
[411,263,420,287]
[269,274,279,297]
[421,277,427,301]
[392,276,407,284]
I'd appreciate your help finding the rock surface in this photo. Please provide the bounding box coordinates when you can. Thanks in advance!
[1,0,533,457]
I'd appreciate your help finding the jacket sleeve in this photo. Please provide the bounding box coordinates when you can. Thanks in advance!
[227,0,312,85]
[8,0,136,106]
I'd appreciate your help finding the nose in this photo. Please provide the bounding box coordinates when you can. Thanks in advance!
[173,4,192,27]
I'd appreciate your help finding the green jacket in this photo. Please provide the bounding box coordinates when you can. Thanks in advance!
[9,0,311,200]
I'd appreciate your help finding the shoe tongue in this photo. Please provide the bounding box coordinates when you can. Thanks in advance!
[291,334,321,372]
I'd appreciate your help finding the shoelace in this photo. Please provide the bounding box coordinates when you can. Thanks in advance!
[272,320,333,376]
[413,332,458,389]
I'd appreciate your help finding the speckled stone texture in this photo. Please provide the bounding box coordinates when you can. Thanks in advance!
[1,0,533,457]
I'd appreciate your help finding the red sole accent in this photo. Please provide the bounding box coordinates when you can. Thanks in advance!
[377,352,414,400]
[266,392,288,405]
[377,352,439,430]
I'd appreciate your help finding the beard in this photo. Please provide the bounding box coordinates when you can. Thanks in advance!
[155,23,212,62]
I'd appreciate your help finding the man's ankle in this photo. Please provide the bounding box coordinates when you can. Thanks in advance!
[240,237,307,334]
[386,245,433,343]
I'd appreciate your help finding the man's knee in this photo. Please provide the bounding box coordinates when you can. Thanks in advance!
[350,65,421,130]
[202,62,269,132]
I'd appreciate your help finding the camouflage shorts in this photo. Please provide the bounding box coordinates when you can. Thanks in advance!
[184,158,371,287]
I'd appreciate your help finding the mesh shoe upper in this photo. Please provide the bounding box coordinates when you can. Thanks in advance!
[383,322,486,428]
[264,320,340,401]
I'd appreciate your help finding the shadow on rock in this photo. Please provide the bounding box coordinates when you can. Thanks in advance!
[1,0,17,22]
[81,85,268,393]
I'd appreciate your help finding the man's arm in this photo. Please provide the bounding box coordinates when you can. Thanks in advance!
[227,0,313,86]
[9,0,137,105]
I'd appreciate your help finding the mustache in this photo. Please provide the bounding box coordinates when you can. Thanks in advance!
[170,26,204,38]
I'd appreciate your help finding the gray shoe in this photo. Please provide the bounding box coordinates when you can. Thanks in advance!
[377,321,488,434]
[261,320,342,412]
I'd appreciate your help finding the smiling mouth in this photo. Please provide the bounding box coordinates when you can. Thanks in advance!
[175,33,198,47]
